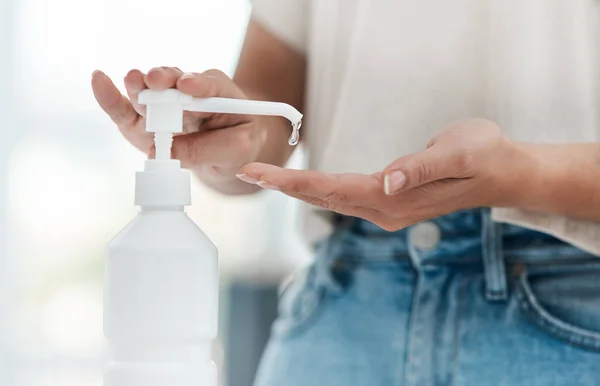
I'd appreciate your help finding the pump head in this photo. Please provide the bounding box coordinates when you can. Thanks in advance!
[139,89,303,157]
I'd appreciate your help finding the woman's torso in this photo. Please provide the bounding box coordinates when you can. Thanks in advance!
[303,0,600,174]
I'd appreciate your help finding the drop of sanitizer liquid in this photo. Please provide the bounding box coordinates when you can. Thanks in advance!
[288,120,302,146]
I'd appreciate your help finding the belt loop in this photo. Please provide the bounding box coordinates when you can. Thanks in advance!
[481,208,508,301]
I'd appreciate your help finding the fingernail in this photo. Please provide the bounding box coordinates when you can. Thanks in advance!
[257,180,280,191]
[236,173,258,184]
[384,171,406,195]
[180,72,196,81]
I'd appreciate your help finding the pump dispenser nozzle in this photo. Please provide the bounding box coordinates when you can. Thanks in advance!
[154,132,173,161]
[139,89,303,149]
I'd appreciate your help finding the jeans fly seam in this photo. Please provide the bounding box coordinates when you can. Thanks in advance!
[450,273,467,386]
[403,273,423,386]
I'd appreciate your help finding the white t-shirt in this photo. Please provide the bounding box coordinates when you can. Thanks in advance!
[252,0,600,254]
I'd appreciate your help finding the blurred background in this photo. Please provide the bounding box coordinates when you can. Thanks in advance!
[0,0,310,384]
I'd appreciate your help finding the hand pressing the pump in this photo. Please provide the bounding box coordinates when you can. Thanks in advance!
[91,67,292,194]
[237,119,533,231]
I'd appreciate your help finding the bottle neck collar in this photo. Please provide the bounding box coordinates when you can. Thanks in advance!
[140,205,185,212]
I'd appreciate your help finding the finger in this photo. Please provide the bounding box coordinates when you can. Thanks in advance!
[124,69,147,115]
[171,124,259,168]
[382,145,472,195]
[285,191,384,221]
[144,66,184,90]
[176,69,244,100]
[238,163,383,207]
[92,70,141,129]
[276,189,402,232]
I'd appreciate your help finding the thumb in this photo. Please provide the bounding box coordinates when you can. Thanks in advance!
[383,145,472,195]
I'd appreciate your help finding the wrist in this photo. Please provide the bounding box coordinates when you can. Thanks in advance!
[491,140,543,208]
[496,141,574,213]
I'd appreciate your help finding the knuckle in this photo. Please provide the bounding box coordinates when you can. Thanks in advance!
[454,149,474,175]
[281,181,302,195]
[417,180,438,192]
[203,69,229,96]
[146,67,163,78]
[322,191,348,203]
[162,66,182,77]
[305,196,334,210]
[414,159,431,184]
[415,184,433,195]
[178,72,220,97]
[414,179,446,195]
[203,68,228,79]
[125,69,140,79]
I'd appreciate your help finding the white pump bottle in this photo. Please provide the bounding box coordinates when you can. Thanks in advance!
[104,89,302,386]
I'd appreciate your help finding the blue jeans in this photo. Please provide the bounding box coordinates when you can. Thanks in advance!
[254,209,600,386]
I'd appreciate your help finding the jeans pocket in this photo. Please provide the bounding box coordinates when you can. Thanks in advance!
[271,264,326,339]
[516,262,600,351]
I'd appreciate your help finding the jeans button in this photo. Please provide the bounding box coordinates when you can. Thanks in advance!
[410,222,441,251]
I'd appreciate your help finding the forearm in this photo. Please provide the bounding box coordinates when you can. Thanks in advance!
[508,143,600,221]
[192,17,305,195]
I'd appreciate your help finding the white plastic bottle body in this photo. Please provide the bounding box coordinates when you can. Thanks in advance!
[104,207,218,386]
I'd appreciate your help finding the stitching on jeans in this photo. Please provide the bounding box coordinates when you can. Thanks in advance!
[517,285,600,349]
[403,273,423,386]
[517,292,600,350]
[516,272,600,351]
[485,292,507,301]
[450,273,467,386]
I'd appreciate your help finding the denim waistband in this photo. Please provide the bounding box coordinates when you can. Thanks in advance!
[324,208,594,266]
[314,208,597,302]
